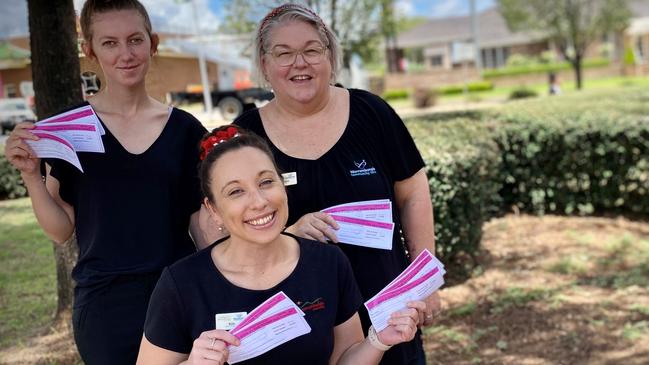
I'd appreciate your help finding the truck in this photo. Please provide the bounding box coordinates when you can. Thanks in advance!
[167,84,273,120]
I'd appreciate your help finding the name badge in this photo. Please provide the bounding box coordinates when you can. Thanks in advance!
[215,312,247,330]
[282,172,298,186]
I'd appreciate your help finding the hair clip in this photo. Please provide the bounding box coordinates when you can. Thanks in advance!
[258,3,327,40]
[200,126,240,161]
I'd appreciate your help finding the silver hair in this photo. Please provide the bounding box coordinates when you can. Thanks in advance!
[253,3,341,88]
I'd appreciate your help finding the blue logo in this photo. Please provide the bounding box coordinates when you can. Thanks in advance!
[350,159,376,177]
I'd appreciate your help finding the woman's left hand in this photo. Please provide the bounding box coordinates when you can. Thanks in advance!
[377,301,424,345]
[420,292,442,327]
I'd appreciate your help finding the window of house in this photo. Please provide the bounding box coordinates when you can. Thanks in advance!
[429,55,443,67]
[481,47,510,68]
[5,84,17,98]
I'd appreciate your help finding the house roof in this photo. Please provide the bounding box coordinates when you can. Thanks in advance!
[629,0,649,17]
[0,41,30,60]
[395,7,544,50]
[397,1,649,50]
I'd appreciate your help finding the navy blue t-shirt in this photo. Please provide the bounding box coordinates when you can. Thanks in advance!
[234,88,427,364]
[48,104,206,307]
[144,234,363,364]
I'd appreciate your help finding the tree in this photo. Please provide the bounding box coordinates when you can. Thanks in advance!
[498,0,631,89]
[27,0,81,322]
[220,0,384,69]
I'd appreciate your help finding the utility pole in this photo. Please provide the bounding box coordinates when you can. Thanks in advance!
[470,0,482,75]
[189,0,213,115]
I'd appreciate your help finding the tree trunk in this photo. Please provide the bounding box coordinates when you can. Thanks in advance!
[330,0,337,36]
[573,54,583,90]
[27,0,82,321]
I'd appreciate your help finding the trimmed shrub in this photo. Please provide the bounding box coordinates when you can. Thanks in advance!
[509,88,538,100]
[382,89,409,101]
[408,88,649,267]
[407,116,502,264]
[0,155,27,200]
[439,81,494,95]
[413,87,437,108]
[483,58,610,79]
[495,95,649,216]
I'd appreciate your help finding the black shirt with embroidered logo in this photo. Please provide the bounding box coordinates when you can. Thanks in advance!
[144,234,363,364]
[234,88,426,365]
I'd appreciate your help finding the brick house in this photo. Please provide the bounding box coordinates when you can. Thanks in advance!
[0,32,242,102]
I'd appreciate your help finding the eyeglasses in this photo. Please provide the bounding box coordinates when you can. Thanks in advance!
[266,45,328,67]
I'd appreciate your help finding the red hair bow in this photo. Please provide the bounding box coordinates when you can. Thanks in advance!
[200,126,239,160]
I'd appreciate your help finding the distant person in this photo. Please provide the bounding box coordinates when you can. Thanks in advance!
[4,0,209,363]
[137,125,424,364]
[549,72,561,95]
[233,3,441,364]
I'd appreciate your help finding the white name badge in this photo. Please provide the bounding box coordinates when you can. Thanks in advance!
[215,312,247,330]
[282,172,298,186]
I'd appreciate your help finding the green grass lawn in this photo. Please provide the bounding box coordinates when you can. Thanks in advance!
[0,197,57,349]
[388,75,649,108]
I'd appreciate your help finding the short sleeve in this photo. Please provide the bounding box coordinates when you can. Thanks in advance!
[46,158,77,205]
[334,247,363,326]
[178,109,208,215]
[355,90,425,182]
[378,99,425,181]
[144,268,193,354]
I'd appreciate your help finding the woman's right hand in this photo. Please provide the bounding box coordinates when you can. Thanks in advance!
[186,330,240,365]
[4,122,40,176]
[286,211,340,243]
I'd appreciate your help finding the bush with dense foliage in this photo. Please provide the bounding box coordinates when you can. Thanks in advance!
[382,89,409,101]
[0,154,27,200]
[483,58,610,78]
[508,87,538,99]
[406,117,502,264]
[408,88,649,265]
[439,81,494,95]
[495,92,649,216]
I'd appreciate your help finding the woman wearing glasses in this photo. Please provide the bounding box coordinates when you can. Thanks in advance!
[234,4,440,365]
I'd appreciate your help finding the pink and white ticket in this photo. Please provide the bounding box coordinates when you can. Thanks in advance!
[321,199,394,250]
[227,292,311,364]
[27,105,106,171]
[364,249,445,331]
[322,199,393,222]
[33,122,104,153]
[37,104,105,135]
[25,132,83,172]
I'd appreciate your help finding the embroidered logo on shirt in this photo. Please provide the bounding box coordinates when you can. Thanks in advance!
[350,159,377,177]
[296,297,326,312]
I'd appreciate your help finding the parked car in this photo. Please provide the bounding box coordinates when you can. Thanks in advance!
[0,98,36,134]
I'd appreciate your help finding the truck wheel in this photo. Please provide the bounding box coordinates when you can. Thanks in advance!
[218,97,244,120]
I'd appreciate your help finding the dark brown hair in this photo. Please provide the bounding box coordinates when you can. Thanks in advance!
[199,125,281,203]
[80,0,153,43]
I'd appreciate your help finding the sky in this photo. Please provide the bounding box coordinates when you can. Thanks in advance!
[1,0,496,39]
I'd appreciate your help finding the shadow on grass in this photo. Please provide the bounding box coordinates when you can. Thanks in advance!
[425,292,649,365]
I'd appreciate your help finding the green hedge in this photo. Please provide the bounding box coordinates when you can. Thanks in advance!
[0,155,27,200]
[382,89,409,101]
[409,88,649,266]
[508,87,538,100]
[407,117,502,264]
[439,81,494,95]
[483,58,610,79]
[495,95,649,216]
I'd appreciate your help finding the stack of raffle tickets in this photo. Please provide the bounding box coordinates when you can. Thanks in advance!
[226,292,311,364]
[24,105,105,172]
[365,249,445,331]
[321,199,395,250]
